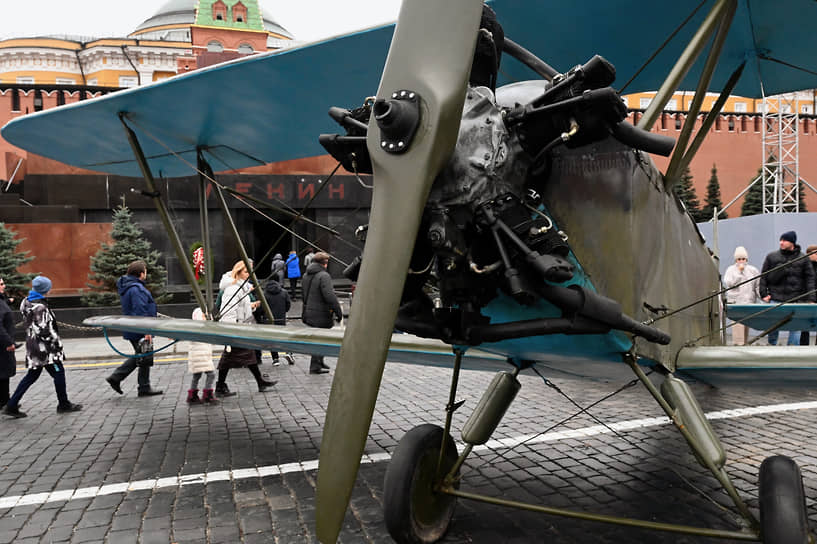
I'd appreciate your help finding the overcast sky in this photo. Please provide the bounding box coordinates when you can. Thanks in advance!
[0,0,402,42]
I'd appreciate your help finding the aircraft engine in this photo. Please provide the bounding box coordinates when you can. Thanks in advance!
[321,56,673,347]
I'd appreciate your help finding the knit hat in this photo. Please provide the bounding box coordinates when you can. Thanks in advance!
[733,246,748,260]
[780,231,797,244]
[32,275,52,294]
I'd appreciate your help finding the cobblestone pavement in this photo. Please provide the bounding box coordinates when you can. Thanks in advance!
[1,346,816,543]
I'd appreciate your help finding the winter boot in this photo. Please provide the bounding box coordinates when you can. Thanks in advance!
[214,382,236,397]
[187,389,201,403]
[202,388,219,404]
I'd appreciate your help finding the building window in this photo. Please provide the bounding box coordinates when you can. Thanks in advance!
[87,78,98,86]
[665,99,677,111]
[237,43,253,54]
[802,105,812,114]
[620,96,628,108]
[11,89,20,112]
[57,91,65,106]
[55,78,75,85]
[16,76,34,85]
[233,1,247,22]
[639,97,651,109]
[213,0,227,21]
[119,76,138,87]
[207,41,224,53]
[734,102,747,113]
[33,89,43,112]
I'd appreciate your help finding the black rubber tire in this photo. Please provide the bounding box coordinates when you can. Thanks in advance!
[759,455,810,544]
[383,424,460,544]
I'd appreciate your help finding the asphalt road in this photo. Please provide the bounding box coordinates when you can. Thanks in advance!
[0,337,815,543]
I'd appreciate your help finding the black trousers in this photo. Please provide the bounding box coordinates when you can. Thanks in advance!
[0,377,8,407]
[108,339,153,392]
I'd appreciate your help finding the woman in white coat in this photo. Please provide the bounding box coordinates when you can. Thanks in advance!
[723,246,760,345]
[214,261,276,396]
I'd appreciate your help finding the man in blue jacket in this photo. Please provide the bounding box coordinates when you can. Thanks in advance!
[105,260,163,396]
[286,250,302,300]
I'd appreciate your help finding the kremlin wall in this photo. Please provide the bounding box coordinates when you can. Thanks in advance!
[1,1,816,295]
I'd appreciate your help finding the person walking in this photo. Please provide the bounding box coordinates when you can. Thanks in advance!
[187,307,218,404]
[286,250,301,300]
[759,231,816,345]
[301,252,342,374]
[105,260,163,397]
[303,248,316,270]
[0,277,16,409]
[3,276,82,418]
[214,260,276,396]
[263,278,294,366]
[722,246,760,345]
[800,244,817,345]
[271,253,286,284]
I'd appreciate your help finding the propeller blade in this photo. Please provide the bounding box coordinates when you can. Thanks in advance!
[315,1,484,541]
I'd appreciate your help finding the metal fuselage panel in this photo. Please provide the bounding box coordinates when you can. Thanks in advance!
[541,139,720,368]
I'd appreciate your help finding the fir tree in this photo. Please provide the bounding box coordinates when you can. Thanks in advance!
[740,168,764,216]
[701,164,727,220]
[0,222,35,302]
[673,166,704,221]
[82,204,169,306]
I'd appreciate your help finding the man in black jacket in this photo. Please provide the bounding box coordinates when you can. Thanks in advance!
[759,231,816,345]
[0,277,16,409]
[301,252,342,374]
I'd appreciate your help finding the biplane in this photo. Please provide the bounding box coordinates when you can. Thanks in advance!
[4,0,817,542]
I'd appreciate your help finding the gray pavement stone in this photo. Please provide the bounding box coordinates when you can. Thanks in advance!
[1,337,817,542]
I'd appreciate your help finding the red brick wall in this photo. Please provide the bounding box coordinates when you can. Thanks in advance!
[9,223,112,295]
[642,112,817,214]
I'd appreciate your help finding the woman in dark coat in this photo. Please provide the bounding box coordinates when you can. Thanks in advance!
[263,279,294,365]
[0,277,16,409]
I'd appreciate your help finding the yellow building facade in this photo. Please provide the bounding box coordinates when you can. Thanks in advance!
[0,0,293,88]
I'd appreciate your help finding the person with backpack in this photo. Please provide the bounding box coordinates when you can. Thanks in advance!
[263,278,295,366]
[285,250,301,300]
[3,276,82,418]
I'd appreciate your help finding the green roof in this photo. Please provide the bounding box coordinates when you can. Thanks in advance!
[195,0,265,32]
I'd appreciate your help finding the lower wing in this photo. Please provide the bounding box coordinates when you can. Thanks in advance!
[84,316,507,370]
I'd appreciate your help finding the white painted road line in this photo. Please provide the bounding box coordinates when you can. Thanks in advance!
[1,400,815,511]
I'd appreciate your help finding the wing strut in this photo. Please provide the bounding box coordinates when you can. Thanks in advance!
[120,114,208,314]
[637,0,736,132]
[664,0,738,186]
[198,152,275,324]
[667,62,745,187]
[196,150,215,315]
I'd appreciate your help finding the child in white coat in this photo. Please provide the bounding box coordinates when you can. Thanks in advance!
[187,307,218,404]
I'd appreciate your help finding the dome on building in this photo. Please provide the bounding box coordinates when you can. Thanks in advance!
[133,0,292,38]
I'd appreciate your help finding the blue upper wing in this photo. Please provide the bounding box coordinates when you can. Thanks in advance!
[1,26,394,178]
[5,0,817,178]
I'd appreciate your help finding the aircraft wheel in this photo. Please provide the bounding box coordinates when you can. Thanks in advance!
[759,455,809,544]
[383,424,460,544]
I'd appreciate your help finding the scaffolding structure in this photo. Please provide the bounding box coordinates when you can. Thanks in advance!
[762,93,801,213]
